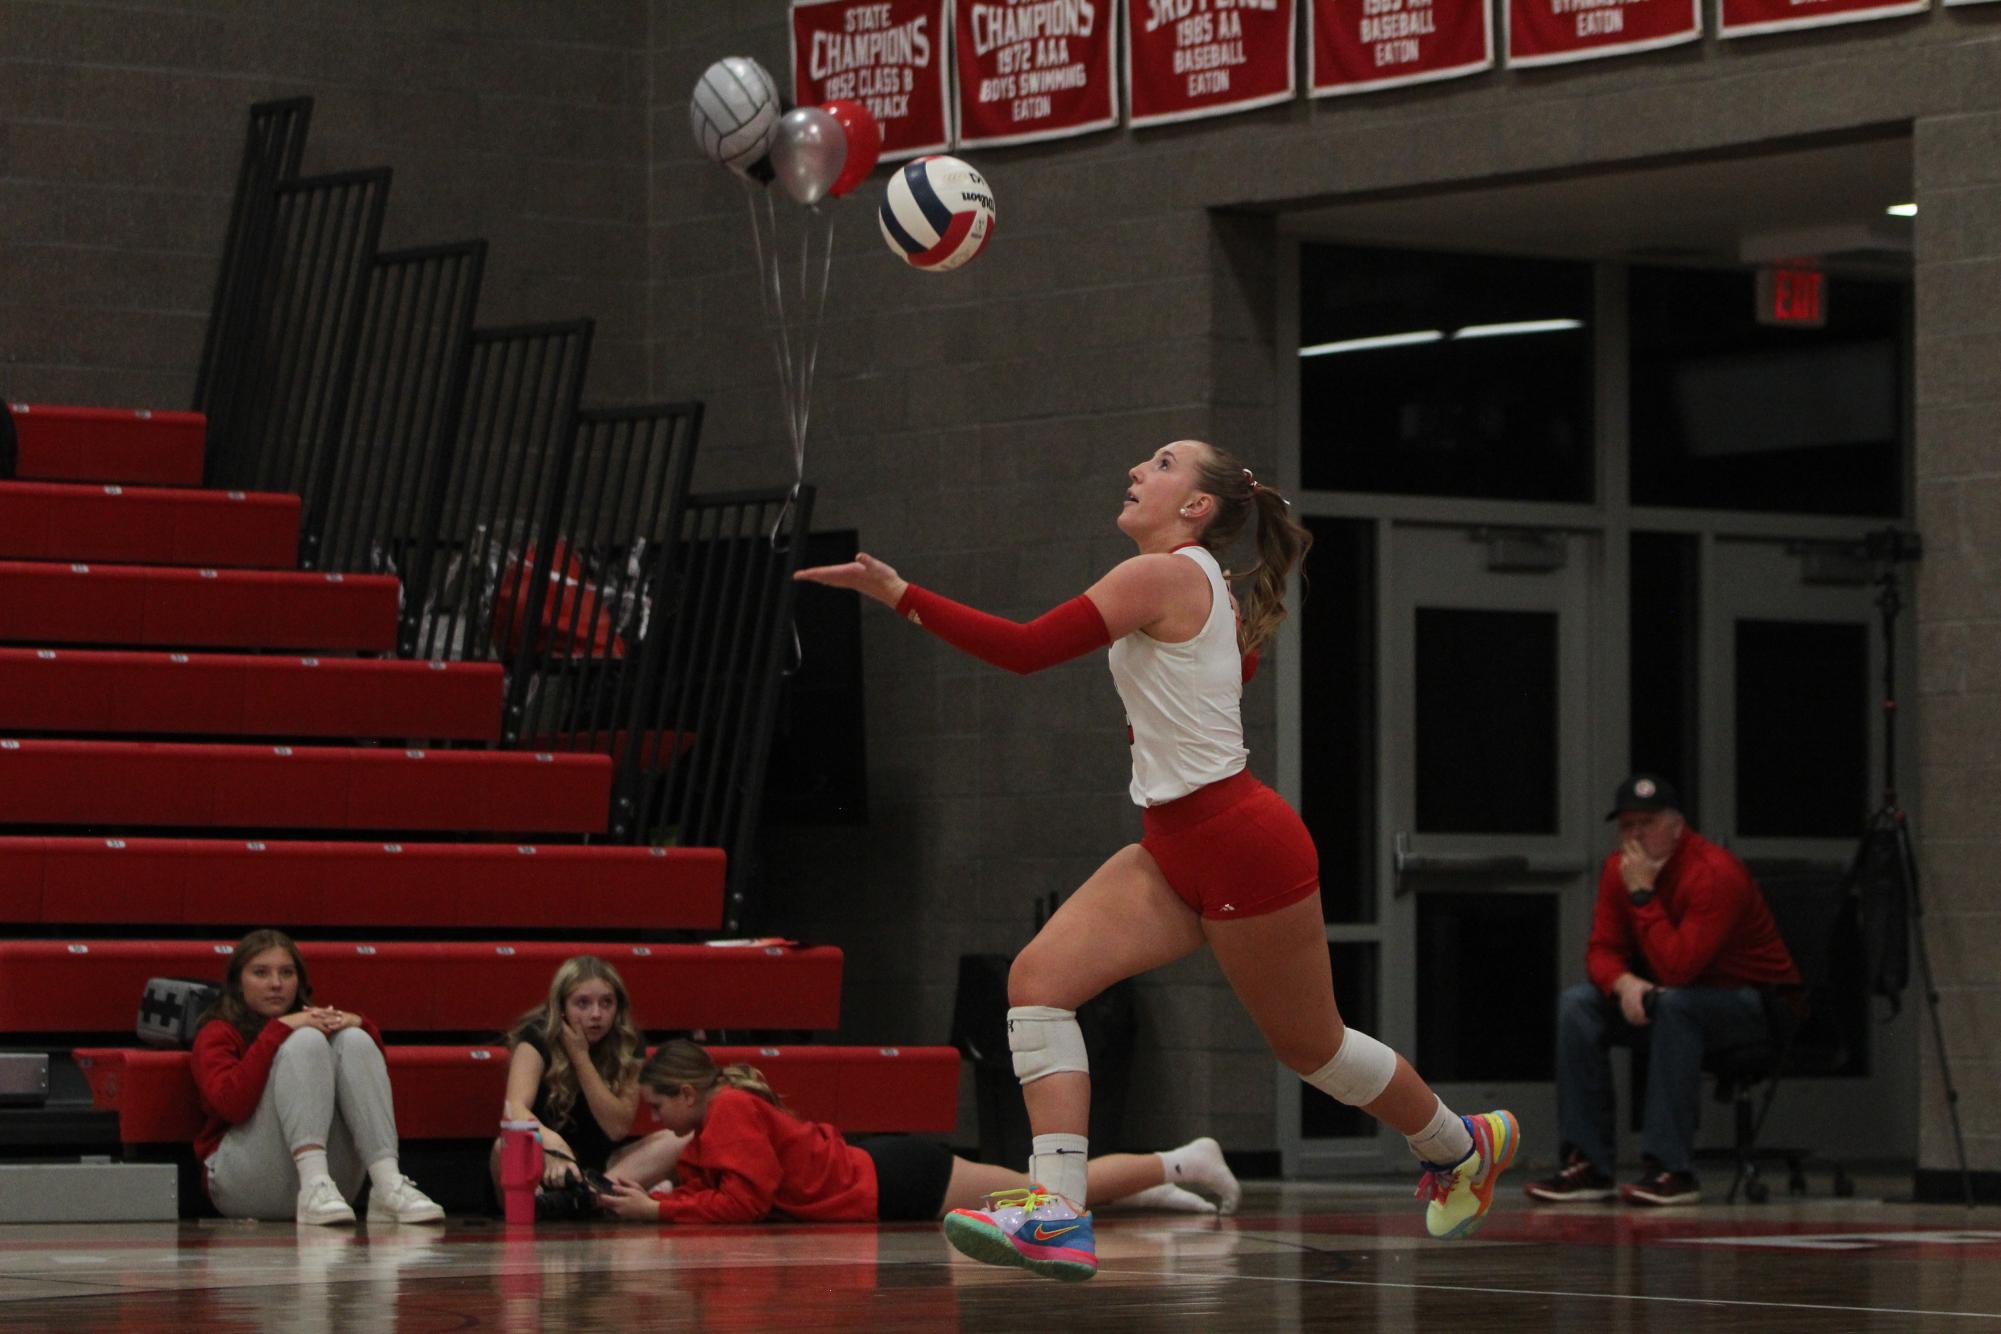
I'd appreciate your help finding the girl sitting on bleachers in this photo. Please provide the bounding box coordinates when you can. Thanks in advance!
[191,928,445,1226]
[595,1040,1238,1225]
[491,955,653,1199]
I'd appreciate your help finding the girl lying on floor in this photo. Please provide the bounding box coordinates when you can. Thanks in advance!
[594,1040,1240,1224]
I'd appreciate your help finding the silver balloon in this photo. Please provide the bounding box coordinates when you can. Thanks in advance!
[768,107,846,206]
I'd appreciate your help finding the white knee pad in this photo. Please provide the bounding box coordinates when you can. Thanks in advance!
[1007,1006,1089,1086]
[1302,1027,1397,1107]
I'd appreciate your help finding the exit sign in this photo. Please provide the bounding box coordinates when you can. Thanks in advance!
[1757,266,1827,328]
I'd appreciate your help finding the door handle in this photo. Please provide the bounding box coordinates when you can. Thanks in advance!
[1392,831,1532,896]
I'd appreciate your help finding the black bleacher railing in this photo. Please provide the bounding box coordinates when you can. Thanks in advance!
[203,168,392,493]
[302,240,486,573]
[193,96,311,421]
[175,101,807,911]
[509,403,703,764]
[403,321,593,667]
[622,486,815,929]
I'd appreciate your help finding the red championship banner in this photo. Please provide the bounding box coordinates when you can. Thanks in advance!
[792,0,951,161]
[1505,0,1700,66]
[957,1,1118,148]
[1720,0,1928,36]
[1127,0,1298,129]
[1309,0,1492,96]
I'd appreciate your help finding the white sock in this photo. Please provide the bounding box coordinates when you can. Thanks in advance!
[367,1158,403,1195]
[1155,1137,1240,1213]
[293,1148,332,1187]
[1030,1133,1090,1209]
[1158,1139,1215,1186]
[1405,1098,1474,1167]
[1109,1182,1217,1213]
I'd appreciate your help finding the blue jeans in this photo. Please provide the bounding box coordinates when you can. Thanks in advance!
[1555,981,1769,1176]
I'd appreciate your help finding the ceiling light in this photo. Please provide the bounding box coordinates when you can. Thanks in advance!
[1885,203,1917,218]
[1451,319,1585,340]
[1298,330,1444,357]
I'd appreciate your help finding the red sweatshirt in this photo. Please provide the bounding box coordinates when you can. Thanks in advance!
[1586,830,1800,994]
[652,1087,878,1223]
[189,1014,386,1163]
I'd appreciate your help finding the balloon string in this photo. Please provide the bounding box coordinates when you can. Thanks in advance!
[746,183,801,468]
[794,203,835,489]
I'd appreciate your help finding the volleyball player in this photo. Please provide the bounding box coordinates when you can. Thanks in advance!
[795,439,1517,1281]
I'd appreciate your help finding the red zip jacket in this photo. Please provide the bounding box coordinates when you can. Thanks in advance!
[652,1087,878,1223]
[1586,829,1800,994]
[189,1014,387,1163]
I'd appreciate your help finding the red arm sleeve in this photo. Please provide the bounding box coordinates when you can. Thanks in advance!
[1241,650,1260,684]
[191,1018,291,1124]
[1585,858,1637,995]
[652,1100,783,1224]
[893,585,1111,675]
[1631,860,1751,986]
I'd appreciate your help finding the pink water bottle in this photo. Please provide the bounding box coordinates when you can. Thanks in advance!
[499,1113,544,1225]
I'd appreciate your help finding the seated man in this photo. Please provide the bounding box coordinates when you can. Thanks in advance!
[1526,775,1799,1207]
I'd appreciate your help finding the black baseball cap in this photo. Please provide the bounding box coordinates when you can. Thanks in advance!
[1605,774,1682,820]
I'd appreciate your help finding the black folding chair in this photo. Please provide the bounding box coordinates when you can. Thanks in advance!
[1696,868,1863,1202]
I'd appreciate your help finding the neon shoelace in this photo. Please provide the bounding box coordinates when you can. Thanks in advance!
[981,1187,1055,1212]
[1413,1168,1455,1204]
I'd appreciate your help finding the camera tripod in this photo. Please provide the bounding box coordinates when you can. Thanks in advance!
[1846,528,1974,1207]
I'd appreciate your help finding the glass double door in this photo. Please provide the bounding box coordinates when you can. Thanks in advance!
[1286,520,1913,1171]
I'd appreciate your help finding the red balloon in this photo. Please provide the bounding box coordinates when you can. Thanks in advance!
[821,100,881,198]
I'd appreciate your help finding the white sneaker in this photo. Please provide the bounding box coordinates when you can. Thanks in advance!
[366,1174,446,1224]
[297,1176,357,1226]
[1167,1137,1241,1215]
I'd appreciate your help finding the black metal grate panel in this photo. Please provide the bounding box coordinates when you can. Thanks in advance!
[202,169,392,493]
[303,241,486,574]
[193,97,311,418]
[506,402,704,760]
[402,321,593,664]
[620,486,814,929]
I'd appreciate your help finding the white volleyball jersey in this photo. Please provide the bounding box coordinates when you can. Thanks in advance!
[1107,544,1248,806]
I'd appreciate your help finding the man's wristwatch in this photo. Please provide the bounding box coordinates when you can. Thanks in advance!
[1628,886,1655,907]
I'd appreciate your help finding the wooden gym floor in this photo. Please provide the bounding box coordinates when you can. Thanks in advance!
[0,1176,1994,1330]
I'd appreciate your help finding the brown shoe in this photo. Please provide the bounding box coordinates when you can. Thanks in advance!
[1621,1168,1701,1206]
[1524,1151,1615,1203]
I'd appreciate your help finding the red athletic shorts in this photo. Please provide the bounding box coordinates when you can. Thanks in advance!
[1140,768,1320,921]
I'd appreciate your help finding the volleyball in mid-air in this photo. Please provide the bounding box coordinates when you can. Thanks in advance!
[690,56,781,176]
[878,156,996,273]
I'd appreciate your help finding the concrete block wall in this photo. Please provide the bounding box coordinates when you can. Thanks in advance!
[1913,63,2001,1181]
[0,0,652,408]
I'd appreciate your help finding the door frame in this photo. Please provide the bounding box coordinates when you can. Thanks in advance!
[1274,242,1917,1177]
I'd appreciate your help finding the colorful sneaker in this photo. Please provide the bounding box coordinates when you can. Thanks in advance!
[1622,1168,1701,1206]
[943,1187,1097,1282]
[1524,1150,1616,1204]
[1415,1110,1519,1240]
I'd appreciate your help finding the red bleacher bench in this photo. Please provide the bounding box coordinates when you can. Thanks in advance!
[0,561,399,651]
[0,941,841,1034]
[0,651,503,741]
[0,838,724,930]
[8,404,207,487]
[0,480,299,568]
[0,740,609,832]
[73,1044,962,1140]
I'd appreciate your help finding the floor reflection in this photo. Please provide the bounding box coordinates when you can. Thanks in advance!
[0,1182,1994,1331]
